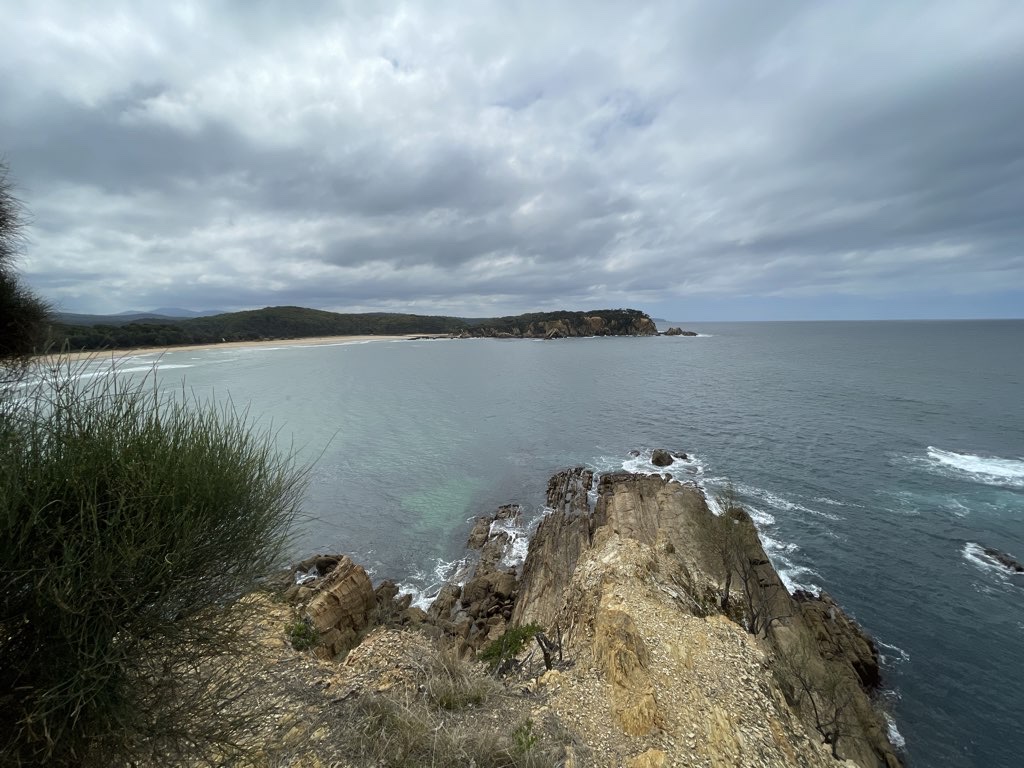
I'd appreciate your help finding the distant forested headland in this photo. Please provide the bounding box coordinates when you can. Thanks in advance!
[44,306,659,351]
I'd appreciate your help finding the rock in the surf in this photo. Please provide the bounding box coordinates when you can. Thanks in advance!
[651,448,674,466]
[983,546,1024,573]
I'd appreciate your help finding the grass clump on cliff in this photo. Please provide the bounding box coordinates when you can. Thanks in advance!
[421,648,497,710]
[335,646,563,767]
[0,362,306,766]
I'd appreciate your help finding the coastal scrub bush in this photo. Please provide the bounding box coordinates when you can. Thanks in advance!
[0,160,49,367]
[286,617,319,651]
[478,622,544,670]
[0,362,306,766]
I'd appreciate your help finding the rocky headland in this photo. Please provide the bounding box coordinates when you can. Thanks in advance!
[458,309,658,339]
[255,457,903,767]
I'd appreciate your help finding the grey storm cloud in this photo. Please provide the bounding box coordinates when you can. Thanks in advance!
[2,0,1023,317]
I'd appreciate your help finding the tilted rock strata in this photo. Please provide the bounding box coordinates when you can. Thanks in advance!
[509,469,902,768]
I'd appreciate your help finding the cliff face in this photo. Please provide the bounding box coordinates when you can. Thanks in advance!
[462,309,658,339]
[282,466,903,767]
[501,468,902,767]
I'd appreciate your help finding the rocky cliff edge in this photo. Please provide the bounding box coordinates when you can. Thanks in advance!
[269,465,903,767]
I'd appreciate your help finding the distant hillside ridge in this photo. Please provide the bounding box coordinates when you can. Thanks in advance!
[44,306,658,351]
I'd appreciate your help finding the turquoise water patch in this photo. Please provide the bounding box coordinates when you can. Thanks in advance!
[401,476,484,544]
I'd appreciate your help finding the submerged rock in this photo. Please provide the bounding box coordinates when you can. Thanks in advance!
[982,546,1024,573]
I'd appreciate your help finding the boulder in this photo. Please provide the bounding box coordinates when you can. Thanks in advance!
[651,449,674,467]
[374,579,400,605]
[304,555,376,658]
[428,583,462,622]
[401,606,429,625]
[466,516,492,549]
[663,327,684,336]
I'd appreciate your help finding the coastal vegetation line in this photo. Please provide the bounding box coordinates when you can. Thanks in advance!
[45,306,660,352]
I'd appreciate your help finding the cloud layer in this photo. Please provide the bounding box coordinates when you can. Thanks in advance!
[3,1,1023,318]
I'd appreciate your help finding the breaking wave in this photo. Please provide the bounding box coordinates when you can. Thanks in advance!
[919,447,1024,489]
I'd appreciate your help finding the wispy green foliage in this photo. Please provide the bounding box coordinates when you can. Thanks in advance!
[478,623,544,670]
[0,160,49,363]
[0,361,307,766]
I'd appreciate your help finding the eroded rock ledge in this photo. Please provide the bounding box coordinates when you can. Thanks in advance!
[285,467,903,767]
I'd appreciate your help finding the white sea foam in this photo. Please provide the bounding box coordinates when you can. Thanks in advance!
[923,447,1024,488]
[736,483,842,521]
[490,515,537,569]
[398,555,472,610]
[761,533,798,555]
[616,449,704,479]
[111,363,195,373]
[942,498,972,517]
[884,714,907,751]
[813,495,857,507]
[777,565,822,596]
[745,504,777,527]
[877,640,911,665]
[962,542,1022,579]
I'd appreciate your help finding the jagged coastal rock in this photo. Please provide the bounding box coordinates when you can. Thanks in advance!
[650,448,675,466]
[662,326,698,336]
[281,465,903,767]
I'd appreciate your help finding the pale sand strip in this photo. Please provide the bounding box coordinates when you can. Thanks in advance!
[39,334,450,363]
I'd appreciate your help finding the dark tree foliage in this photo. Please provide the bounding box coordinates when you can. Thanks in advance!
[48,307,657,352]
[0,161,49,359]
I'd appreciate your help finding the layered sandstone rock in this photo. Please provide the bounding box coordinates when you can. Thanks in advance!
[507,469,902,768]
[304,556,377,658]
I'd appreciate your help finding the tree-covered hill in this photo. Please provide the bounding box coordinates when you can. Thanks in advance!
[45,306,658,351]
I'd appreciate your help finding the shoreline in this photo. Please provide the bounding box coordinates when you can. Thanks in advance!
[37,334,447,362]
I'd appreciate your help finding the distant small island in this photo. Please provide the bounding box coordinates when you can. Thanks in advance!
[43,306,686,352]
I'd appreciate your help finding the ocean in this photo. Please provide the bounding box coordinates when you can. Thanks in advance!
[73,320,1023,767]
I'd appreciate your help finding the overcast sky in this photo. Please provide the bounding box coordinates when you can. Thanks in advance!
[2,1,1022,320]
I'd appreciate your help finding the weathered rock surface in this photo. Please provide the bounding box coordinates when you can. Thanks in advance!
[509,469,902,768]
[270,468,903,767]
[433,504,523,655]
[650,448,674,466]
[304,556,377,658]
[662,327,698,336]
[793,590,882,690]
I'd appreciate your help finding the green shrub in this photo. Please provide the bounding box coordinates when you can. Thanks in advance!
[0,362,306,766]
[478,623,543,669]
[286,618,319,651]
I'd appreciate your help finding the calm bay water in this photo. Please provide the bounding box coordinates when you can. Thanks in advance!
[85,320,1023,767]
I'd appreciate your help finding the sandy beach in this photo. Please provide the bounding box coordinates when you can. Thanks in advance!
[40,334,446,363]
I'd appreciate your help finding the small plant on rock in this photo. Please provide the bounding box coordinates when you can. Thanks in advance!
[286,618,319,651]
[478,623,544,670]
